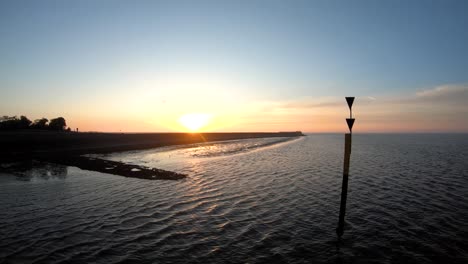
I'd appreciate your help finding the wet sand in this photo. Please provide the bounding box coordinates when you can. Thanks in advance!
[0,131,304,180]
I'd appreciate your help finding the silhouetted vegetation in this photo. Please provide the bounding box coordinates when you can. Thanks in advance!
[0,115,69,131]
[49,117,67,131]
[19,116,32,128]
[30,118,49,130]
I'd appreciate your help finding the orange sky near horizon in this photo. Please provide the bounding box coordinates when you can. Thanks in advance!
[51,84,468,133]
[1,2,468,134]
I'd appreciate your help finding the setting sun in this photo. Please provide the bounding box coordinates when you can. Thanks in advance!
[178,113,212,131]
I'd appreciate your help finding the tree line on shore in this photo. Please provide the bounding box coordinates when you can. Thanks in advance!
[0,116,70,131]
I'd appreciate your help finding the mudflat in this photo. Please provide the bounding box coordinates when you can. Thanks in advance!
[0,131,304,180]
[0,130,304,159]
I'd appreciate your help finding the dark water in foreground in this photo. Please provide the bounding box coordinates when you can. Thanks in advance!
[1,134,468,263]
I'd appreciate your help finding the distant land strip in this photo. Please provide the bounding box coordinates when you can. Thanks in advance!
[0,131,304,180]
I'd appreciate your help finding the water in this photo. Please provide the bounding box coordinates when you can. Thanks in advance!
[1,134,468,263]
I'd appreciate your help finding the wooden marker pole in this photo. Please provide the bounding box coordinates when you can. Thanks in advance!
[337,97,355,238]
[337,133,351,237]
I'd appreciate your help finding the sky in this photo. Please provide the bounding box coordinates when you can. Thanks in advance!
[1,0,467,132]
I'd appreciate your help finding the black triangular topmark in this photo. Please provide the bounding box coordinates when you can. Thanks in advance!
[345,97,355,109]
[346,118,355,131]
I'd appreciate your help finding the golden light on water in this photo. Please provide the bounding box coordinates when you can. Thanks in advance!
[178,113,212,131]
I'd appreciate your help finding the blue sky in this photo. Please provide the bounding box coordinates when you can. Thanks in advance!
[1,0,467,132]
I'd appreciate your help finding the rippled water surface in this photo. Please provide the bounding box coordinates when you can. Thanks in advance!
[1,134,468,263]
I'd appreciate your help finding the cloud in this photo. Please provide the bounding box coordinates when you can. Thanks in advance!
[238,83,468,132]
[282,84,468,109]
[277,96,380,110]
[281,100,342,109]
[359,84,468,132]
[416,84,468,98]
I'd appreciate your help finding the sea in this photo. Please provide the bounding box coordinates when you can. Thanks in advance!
[1,134,468,263]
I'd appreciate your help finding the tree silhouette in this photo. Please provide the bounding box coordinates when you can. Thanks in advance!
[0,115,69,131]
[1,116,16,122]
[19,116,32,129]
[49,117,66,131]
[0,116,32,129]
[0,116,19,129]
[31,118,49,129]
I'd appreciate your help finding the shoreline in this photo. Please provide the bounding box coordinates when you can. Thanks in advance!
[0,131,304,180]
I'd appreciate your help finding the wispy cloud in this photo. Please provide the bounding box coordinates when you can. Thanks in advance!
[280,99,342,109]
[416,84,468,98]
[237,84,468,132]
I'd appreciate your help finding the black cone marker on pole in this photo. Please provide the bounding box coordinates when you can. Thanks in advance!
[337,97,355,238]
